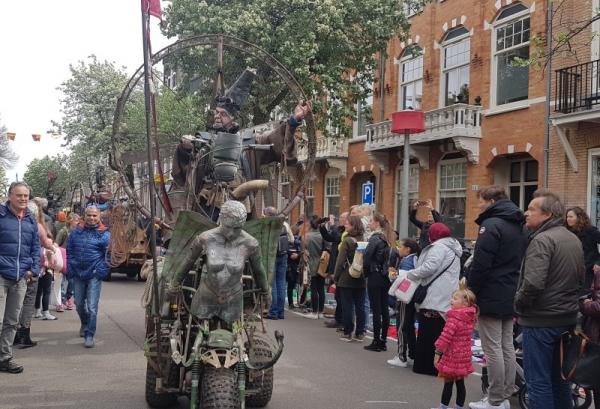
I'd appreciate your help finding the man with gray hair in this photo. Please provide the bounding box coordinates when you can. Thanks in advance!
[264,206,293,320]
[516,189,585,409]
[0,182,40,373]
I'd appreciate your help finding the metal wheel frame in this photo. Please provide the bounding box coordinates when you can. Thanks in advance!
[110,34,317,221]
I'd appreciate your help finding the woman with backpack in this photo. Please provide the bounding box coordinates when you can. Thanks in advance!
[363,212,394,352]
[333,215,366,342]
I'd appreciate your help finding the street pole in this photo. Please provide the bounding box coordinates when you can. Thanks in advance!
[399,131,410,238]
[141,3,162,381]
[543,0,553,188]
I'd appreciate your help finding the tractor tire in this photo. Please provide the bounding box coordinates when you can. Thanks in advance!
[145,362,177,408]
[200,368,240,409]
[245,335,274,408]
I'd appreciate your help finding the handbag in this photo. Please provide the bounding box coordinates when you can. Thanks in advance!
[317,250,330,278]
[388,269,419,303]
[412,255,457,305]
[560,330,600,390]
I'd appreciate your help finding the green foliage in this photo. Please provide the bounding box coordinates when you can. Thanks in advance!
[23,155,73,198]
[162,0,424,137]
[0,115,18,169]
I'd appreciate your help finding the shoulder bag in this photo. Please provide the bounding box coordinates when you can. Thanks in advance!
[412,255,457,305]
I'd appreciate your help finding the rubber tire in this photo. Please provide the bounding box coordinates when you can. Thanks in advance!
[145,362,177,408]
[245,335,274,408]
[200,368,240,409]
[572,384,593,409]
[518,384,593,409]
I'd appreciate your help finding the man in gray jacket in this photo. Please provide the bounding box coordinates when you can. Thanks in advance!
[516,190,585,409]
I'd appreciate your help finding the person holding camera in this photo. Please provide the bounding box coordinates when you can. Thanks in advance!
[409,199,441,249]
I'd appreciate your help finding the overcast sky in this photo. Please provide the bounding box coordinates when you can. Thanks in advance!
[0,0,169,182]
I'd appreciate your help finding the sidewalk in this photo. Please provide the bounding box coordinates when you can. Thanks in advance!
[0,281,150,409]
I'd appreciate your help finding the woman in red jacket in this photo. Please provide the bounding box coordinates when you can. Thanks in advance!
[433,280,478,409]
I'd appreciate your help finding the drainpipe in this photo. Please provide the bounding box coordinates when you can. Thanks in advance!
[377,49,387,208]
[543,0,553,188]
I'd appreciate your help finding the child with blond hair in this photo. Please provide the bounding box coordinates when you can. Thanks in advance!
[432,279,478,409]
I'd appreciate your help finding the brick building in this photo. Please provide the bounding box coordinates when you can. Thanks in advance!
[290,0,549,240]
[548,0,600,224]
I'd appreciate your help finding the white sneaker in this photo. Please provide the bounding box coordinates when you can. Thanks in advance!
[42,311,57,320]
[469,397,503,409]
[34,309,42,319]
[502,400,510,409]
[387,356,411,367]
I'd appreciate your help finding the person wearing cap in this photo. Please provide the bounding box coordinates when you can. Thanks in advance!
[169,68,311,221]
[405,222,462,376]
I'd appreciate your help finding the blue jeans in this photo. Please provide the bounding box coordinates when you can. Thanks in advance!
[268,256,287,318]
[72,277,102,338]
[339,287,366,336]
[522,326,573,409]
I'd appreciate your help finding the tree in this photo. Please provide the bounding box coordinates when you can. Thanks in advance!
[23,155,72,198]
[0,167,8,197]
[162,0,427,137]
[0,114,18,170]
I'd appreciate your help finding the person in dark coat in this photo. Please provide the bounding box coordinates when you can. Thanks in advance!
[319,212,347,328]
[333,215,366,341]
[409,199,441,249]
[566,206,600,290]
[363,212,394,352]
[467,186,527,409]
[286,225,302,310]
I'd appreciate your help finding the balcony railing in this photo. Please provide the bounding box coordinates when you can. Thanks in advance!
[298,137,349,162]
[555,59,600,114]
[365,104,483,151]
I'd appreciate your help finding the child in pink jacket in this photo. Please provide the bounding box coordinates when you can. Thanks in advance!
[433,279,478,409]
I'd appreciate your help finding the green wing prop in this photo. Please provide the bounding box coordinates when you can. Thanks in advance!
[243,217,283,285]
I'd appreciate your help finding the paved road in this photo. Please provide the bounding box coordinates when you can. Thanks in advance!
[0,278,500,409]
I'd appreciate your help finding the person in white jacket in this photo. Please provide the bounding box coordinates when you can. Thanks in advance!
[405,222,462,376]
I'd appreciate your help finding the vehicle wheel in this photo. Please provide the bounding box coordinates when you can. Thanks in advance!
[518,385,529,409]
[571,384,593,409]
[145,362,177,408]
[201,368,240,409]
[246,335,274,408]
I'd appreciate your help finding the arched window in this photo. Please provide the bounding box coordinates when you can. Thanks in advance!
[441,27,471,106]
[493,3,531,106]
[399,45,423,110]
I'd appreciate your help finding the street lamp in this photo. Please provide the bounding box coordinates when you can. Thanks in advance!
[391,110,425,238]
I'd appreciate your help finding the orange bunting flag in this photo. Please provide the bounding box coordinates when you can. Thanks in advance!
[7,132,16,141]
[32,134,41,142]
[141,0,162,20]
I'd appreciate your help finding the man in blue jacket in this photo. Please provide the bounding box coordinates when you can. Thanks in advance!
[67,206,110,348]
[0,182,40,373]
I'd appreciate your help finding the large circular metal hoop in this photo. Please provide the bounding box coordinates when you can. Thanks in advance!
[111,34,317,219]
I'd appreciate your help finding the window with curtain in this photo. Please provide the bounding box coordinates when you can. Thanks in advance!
[442,30,471,106]
[400,49,423,110]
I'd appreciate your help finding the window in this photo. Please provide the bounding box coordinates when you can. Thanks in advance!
[438,157,467,238]
[396,164,420,238]
[589,149,600,227]
[593,0,600,61]
[324,175,340,218]
[402,0,423,18]
[400,48,423,110]
[304,180,314,219]
[494,5,530,105]
[442,28,470,106]
[356,94,373,137]
[508,159,538,210]
[277,169,291,211]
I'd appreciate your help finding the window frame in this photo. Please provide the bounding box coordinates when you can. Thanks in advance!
[436,157,468,238]
[324,174,341,217]
[491,6,531,108]
[399,51,424,111]
[439,31,471,108]
[587,148,600,226]
[507,159,538,210]
[277,169,291,211]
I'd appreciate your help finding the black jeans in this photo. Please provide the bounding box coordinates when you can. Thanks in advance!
[441,379,466,407]
[339,287,366,336]
[334,286,343,324]
[396,301,416,360]
[35,273,53,311]
[286,262,298,308]
[413,311,445,376]
[310,275,325,313]
[367,285,390,343]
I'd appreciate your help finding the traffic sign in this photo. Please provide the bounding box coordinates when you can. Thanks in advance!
[362,182,374,205]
